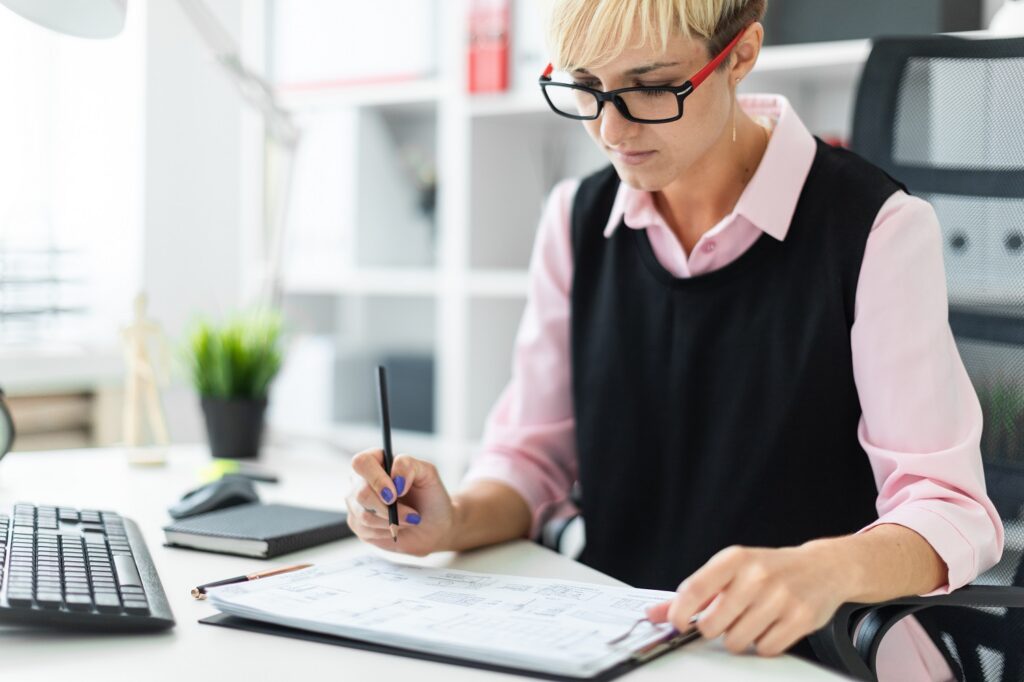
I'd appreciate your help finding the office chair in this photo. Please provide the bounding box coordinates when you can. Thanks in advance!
[805,34,1024,682]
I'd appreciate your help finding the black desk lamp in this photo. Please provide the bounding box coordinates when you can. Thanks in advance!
[0,387,15,461]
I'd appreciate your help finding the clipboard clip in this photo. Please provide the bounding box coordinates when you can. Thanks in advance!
[629,628,701,663]
[606,613,700,646]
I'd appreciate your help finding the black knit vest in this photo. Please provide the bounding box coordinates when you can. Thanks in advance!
[570,139,905,593]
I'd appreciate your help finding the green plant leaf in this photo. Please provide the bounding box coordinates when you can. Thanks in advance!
[183,309,285,399]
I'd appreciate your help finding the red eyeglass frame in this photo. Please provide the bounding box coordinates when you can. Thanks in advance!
[538,26,749,123]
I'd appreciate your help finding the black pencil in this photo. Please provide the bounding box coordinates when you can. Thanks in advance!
[376,365,400,542]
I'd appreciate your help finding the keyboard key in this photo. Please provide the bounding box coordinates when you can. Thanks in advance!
[113,555,143,588]
[122,600,149,615]
[94,592,122,612]
[6,591,34,607]
[35,592,63,609]
[65,594,94,611]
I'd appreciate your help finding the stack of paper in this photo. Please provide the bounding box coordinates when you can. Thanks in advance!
[207,554,689,678]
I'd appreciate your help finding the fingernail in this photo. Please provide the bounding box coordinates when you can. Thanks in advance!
[381,487,394,503]
[405,513,421,525]
[394,475,405,496]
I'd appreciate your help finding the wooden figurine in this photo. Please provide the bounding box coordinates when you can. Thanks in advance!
[121,293,171,460]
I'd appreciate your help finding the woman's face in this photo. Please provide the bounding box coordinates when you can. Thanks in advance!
[573,33,734,192]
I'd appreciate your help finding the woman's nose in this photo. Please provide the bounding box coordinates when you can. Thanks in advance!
[599,100,639,148]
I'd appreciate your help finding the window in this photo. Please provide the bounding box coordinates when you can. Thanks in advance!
[0,6,143,346]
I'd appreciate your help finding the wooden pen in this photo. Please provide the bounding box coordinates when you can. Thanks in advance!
[190,563,313,599]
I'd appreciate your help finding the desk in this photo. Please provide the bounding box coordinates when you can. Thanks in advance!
[0,445,849,681]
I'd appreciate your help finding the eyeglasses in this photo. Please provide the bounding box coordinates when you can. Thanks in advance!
[538,26,748,124]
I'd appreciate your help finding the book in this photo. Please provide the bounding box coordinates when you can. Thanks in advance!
[203,554,696,679]
[163,503,351,559]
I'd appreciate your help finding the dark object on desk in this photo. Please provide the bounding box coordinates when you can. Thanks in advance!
[0,386,15,463]
[0,503,175,631]
[163,503,351,559]
[201,396,268,459]
[805,34,1024,682]
[376,365,400,541]
[168,474,260,519]
[199,613,698,682]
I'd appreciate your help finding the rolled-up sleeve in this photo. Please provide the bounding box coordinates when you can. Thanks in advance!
[852,191,1005,595]
[459,178,581,539]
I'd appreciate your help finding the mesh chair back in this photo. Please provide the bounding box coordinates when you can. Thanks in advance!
[852,35,1024,682]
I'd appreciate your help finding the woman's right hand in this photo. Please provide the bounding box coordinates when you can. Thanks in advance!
[345,448,457,557]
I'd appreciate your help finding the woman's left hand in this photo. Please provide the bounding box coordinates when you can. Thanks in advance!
[645,543,856,656]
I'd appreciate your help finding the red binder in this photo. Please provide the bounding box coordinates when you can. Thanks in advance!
[468,0,510,93]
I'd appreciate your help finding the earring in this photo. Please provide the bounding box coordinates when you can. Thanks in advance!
[732,77,741,143]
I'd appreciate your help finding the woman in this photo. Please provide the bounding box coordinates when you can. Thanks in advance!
[345,1,1003,679]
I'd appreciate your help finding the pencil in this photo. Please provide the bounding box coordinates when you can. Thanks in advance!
[376,365,400,542]
[190,563,313,599]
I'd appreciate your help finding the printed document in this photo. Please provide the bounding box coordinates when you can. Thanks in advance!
[207,554,686,678]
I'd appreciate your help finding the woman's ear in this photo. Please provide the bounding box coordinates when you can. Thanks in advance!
[729,21,764,85]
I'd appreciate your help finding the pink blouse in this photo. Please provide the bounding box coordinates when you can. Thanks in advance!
[460,94,1003,681]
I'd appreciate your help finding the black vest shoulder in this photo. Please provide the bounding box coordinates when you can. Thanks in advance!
[569,139,906,592]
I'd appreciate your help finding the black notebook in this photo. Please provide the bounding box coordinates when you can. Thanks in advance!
[163,503,352,558]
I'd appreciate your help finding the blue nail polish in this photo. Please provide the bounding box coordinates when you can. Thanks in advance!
[394,475,405,496]
[405,513,421,525]
[381,487,394,503]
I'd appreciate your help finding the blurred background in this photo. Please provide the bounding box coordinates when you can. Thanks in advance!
[0,0,1012,478]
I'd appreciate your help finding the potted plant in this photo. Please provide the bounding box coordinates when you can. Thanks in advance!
[185,310,283,459]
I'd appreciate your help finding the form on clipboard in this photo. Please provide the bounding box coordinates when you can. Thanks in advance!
[203,554,699,680]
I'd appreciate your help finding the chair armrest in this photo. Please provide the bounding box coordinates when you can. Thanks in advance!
[809,585,1024,681]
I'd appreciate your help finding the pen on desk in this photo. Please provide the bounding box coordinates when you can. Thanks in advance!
[190,563,313,599]
[376,365,400,542]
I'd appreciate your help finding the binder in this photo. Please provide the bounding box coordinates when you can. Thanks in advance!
[199,612,700,681]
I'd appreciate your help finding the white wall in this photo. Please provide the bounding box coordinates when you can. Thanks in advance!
[984,0,1013,24]
[143,0,248,442]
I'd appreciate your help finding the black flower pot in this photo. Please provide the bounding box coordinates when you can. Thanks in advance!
[200,396,268,459]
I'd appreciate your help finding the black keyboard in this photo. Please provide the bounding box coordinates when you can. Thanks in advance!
[0,504,174,631]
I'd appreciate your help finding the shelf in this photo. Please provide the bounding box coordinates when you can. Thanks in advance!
[278,79,443,114]
[269,420,479,483]
[283,267,441,296]
[467,270,530,298]
[469,91,549,118]
[0,345,123,394]
[755,39,871,75]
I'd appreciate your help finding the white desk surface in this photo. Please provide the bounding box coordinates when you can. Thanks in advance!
[0,445,849,681]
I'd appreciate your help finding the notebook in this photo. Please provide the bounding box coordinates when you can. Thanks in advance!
[163,503,352,558]
[202,554,698,679]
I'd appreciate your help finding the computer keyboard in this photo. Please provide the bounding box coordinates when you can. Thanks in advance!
[0,503,174,631]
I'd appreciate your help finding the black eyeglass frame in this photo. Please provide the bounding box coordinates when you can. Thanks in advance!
[539,80,697,124]
[538,25,749,124]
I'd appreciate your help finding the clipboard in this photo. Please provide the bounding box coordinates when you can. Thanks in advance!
[199,613,700,681]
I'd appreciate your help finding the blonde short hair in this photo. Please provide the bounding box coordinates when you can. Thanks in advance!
[546,0,767,72]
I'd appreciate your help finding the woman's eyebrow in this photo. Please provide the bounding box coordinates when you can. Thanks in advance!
[573,62,682,77]
[625,62,681,75]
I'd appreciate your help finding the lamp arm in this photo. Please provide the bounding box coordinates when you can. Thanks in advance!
[175,0,298,147]
[175,0,300,307]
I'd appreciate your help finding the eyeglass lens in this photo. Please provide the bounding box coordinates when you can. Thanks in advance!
[544,84,680,122]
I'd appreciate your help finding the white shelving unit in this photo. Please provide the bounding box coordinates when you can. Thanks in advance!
[245,1,875,476]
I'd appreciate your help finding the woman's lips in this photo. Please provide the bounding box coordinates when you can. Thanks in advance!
[612,149,656,166]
